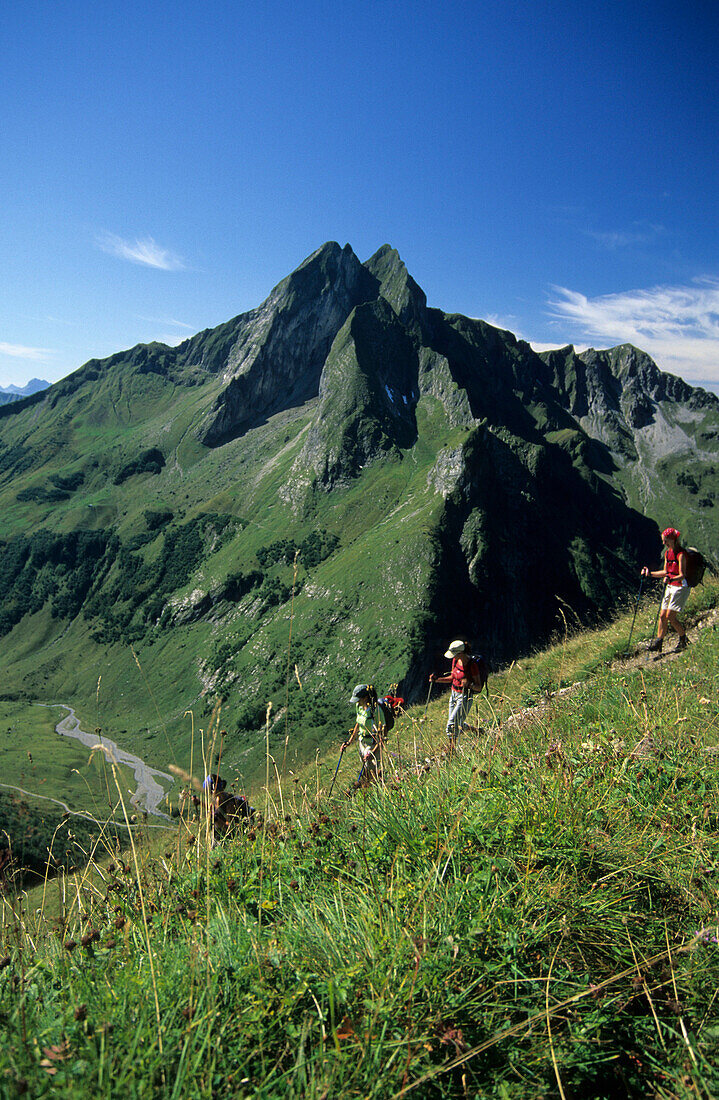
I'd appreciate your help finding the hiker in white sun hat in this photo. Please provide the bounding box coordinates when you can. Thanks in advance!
[430,639,484,747]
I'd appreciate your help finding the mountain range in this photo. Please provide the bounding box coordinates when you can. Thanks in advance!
[0,377,49,406]
[1,242,717,788]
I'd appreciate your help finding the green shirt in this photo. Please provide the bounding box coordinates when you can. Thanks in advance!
[355,703,376,752]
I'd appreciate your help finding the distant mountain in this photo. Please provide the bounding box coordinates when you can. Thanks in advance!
[541,343,719,551]
[0,243,716,788]
[0,378,49,405]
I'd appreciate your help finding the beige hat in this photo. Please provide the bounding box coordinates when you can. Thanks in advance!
[444,639,466,659]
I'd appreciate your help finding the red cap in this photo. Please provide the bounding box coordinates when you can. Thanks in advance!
[661,527,680,541]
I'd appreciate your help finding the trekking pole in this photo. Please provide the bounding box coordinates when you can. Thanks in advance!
[328,742,348,797]
[421,680,433,722]
[625,577,644,654]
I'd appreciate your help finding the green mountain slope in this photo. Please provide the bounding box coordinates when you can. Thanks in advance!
[0,242,716,813]
[2,589,718,1098]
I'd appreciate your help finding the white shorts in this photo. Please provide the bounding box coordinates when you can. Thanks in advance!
[661,583,690,613]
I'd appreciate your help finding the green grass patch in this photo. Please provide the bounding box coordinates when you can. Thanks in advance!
[2,591,718,1098]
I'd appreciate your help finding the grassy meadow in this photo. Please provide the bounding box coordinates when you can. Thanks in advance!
[0,581,718,1098]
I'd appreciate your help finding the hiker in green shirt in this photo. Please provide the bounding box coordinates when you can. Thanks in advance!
[346,684,384,784]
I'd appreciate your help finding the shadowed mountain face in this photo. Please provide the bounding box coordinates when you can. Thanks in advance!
[1,242,717,780]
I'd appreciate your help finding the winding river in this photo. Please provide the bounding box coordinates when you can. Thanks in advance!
[36,704,174,820]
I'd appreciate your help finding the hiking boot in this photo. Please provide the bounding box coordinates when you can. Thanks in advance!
[676,634,689,651]
[647,637,663,653]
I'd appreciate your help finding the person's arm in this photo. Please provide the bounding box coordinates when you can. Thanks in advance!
[212,792,228,827]
[641,560,668,579]
[675,549,687,581]
[456,657,473,690]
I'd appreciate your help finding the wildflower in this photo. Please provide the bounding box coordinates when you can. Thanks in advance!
[438,1025,467,1054]
[74,1004,87,1021]
[64,940,77,953]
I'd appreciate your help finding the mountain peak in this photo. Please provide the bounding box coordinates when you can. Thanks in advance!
[197,243,378,446]
[364,244,427,331]
[0,378,50,396]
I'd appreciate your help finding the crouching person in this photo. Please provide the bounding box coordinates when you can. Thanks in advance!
[203,774,255,845]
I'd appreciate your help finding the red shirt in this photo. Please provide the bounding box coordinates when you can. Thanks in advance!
[451,657,479,691]
[665,546,684,587]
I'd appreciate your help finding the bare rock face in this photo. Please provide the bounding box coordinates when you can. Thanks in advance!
[294,297,420,488]
[198,243,379,446]
[544,342,719,461]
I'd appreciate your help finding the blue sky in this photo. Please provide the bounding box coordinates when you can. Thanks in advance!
[2,0,718,392]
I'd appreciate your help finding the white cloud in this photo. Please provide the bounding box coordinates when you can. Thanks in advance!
[585,223,666,250]
[138,316,194,330]
[547,278,719,388]
[528,340,588,354]
[157,333,191,347]
[0,341,53,361]
[97,233,185,270]
[483,313,518,331]
[135,315,195,347]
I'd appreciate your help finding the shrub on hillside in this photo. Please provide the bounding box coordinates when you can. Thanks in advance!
[113,448,166,485]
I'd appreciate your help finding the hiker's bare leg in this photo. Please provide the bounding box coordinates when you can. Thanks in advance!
[667,610,685,637]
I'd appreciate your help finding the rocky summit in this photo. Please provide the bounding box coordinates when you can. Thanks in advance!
[0,242,717,783]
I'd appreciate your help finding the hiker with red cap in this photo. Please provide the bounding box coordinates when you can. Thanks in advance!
[641,528,689,653]
[430,640,486,747]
